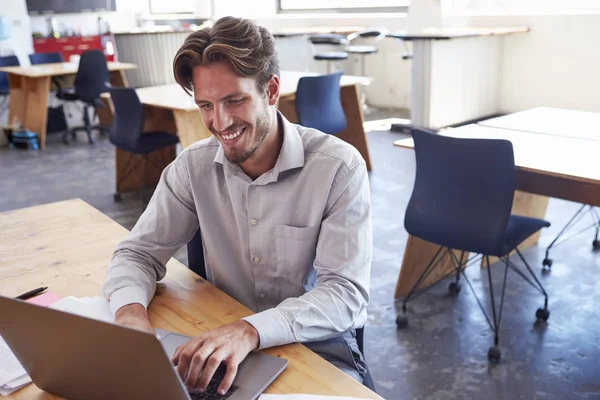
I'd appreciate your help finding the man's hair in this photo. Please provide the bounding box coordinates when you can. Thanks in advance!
[173,16,279,96]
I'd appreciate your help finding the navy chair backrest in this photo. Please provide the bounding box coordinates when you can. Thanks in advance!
[0,55,20,95]
[295,72,346,135]
[404,128,516,256]
[74,50,110,104]
[187,229,207,280]
[108,87,143,152]
[29,52,63,65]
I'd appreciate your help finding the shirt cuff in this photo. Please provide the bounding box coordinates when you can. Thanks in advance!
[109,286,149,315]
[242,308,295,349]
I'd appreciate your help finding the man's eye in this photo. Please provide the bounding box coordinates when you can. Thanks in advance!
[229,98,243,105]
[199,104,213,110]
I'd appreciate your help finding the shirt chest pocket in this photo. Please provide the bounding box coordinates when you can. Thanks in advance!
[275,224,320,286]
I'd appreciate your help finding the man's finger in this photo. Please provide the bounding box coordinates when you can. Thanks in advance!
[185,348,213,388]
[176,340,204,379]
[196,350,225,391]
[217,358,239,396]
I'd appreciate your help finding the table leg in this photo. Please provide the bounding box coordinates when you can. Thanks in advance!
[8,74,51,148]
[394,190,551,299]
[172,109,211,149]
[110,70,129,87]
[277,85,372,171]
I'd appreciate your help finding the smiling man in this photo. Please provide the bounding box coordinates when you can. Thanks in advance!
[102,16,372,396]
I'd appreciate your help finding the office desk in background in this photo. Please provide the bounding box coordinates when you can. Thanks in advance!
[0,199,381,400]
[388,26,529,130]
[478,106,600,141]
[0,62,137,149]
[392,124,600,298]
[99,71,372,195]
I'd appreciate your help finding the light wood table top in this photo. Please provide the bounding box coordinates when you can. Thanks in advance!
[123,71,371,113]
[394,124,600,185]
[478,107,600,141]
[0,200,380,399]
[0,62,137,78]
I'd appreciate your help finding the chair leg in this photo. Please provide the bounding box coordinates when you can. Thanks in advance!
[515,249,549,318]
[591,208,600,250]
[396,246,451,329]
[543,204,593,270]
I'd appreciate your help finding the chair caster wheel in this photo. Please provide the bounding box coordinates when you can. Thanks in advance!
[592,240,600,251]
[542,258,553,269]
[448,282,461,294]
[488,347,501,364]
[536,308,550,322]
[396,315,408,329]
[113,193,122,202]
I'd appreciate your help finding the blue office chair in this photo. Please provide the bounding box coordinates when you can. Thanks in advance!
[187,229,377,392]
[295,71,346,135]
[397,128,551,364]
[29,52,63,65]
[109,87,179,202]
[0,55,19,117]
[57,50,111,144]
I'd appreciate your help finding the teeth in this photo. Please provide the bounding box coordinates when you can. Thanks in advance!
[222,128,243,141]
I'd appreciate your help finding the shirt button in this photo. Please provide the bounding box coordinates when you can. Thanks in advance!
[259,293,267,299]
[251,218,258,226]
[254,256,262,263]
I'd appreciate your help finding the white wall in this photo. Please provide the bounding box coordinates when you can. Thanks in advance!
[464,14,600,114]
[0,0,33,64]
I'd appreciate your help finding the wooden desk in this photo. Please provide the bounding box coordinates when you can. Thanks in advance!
[99,71,372,195]
[478,107,600,141]
[0,199,381,400]
[392,124,600,298]
[0,62,137,149]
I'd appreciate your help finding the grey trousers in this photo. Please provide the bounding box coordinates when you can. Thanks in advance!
[303,330,367,384]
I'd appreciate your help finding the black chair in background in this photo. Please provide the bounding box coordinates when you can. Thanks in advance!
[295,71,346,135]
[0,55,20,119]
[57,50,110,144]
[187,229,377,392]
[309,34,349,73]
[396,128,551,364]
[108,87,179,201]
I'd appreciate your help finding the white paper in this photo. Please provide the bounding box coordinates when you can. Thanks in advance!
[259,395,372,400]
[0,337,27,387]
[50,296,115,323]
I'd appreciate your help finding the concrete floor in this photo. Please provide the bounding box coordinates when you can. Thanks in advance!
[1,112,599,400]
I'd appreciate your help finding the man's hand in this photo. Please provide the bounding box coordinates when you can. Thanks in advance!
[114,303,154,334]
[172,320,259,395]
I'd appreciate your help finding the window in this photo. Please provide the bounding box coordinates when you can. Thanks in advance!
[149,0,196,14]
[278,0,410,14]
[446,0,600,15]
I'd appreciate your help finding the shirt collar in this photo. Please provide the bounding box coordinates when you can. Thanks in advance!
[213,112,305,177]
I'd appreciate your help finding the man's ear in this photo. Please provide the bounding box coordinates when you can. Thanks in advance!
[266,74,280,106]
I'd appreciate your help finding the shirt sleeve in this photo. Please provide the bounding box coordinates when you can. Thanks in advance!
[102,155,199,315]
[243,161,372,349]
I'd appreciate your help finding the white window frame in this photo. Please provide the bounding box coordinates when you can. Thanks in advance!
[277,0,409,14]
[444,0,600,16]
[148,0,196,14]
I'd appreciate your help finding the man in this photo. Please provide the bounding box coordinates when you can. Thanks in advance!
[102,16,372,396]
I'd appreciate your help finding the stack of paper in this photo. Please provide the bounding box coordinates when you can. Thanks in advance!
[0,336,31,396]
[0,295,114,396]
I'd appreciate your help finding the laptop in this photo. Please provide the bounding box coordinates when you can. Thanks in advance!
[0,295,288,400]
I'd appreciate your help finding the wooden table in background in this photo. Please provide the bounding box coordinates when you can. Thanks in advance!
[0,199,381,400]
[99,71,372,195]
[0,62,136,149]
[392,124,600,298]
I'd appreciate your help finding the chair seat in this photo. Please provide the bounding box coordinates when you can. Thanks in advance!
[314,52,349,61]
[345,45,378,54]
[499,215,551,257]
[56,90,79,101]
[136,131,179,154]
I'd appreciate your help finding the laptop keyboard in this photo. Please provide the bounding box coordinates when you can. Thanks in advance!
[188,365,238,400]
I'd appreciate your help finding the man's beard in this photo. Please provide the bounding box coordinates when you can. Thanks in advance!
[223,109,271,165]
